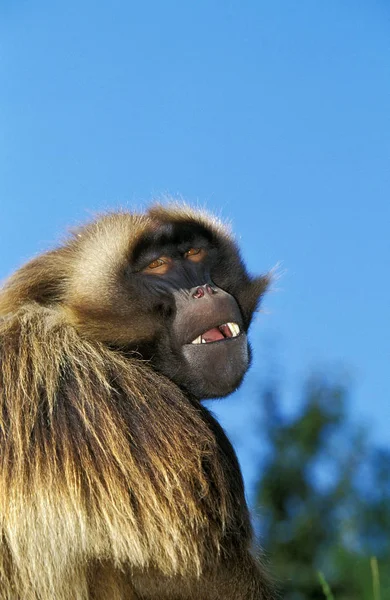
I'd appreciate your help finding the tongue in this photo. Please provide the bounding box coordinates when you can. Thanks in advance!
[202,327,225,343]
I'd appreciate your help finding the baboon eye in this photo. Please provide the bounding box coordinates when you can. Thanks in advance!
[143,257,171,275]
[185,248,206,263]
[148,259,165,269]
[185,248,201,256]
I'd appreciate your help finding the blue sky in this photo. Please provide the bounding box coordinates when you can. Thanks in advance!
[1,0,389,495]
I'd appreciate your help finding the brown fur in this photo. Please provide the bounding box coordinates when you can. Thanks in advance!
[0,205,274,599]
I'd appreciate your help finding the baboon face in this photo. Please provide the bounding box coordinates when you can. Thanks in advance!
[122,219,251,399]
[125,223,248,399]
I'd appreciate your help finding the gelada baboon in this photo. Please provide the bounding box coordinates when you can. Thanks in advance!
[0,204,274,600]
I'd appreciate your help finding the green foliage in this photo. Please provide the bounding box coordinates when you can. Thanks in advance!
[254,375,390,600]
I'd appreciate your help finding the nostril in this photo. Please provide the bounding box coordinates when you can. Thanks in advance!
[205,284,215,295]
[192,287,205,299]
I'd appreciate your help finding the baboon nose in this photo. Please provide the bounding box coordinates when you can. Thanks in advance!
[192,285,216,299]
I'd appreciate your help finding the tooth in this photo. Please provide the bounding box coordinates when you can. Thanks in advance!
[201,337,207,344]
[228,322,240,337]
[191,335,202,344]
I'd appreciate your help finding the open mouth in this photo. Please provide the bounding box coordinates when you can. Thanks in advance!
[190,322,241,344]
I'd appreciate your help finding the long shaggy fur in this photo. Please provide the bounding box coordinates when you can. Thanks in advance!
[0,205,273,600]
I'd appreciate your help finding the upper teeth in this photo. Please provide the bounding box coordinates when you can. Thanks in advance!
[191,322,241,344]
[228,322,240,337]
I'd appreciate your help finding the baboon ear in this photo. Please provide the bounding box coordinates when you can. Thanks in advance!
[237,274,271,328]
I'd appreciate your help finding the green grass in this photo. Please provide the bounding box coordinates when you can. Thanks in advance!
[318,571,335,600]
[318,558,383,600]
[371,557,381,600]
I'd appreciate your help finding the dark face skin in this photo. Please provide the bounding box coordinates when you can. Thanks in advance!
[127,221,251,399]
